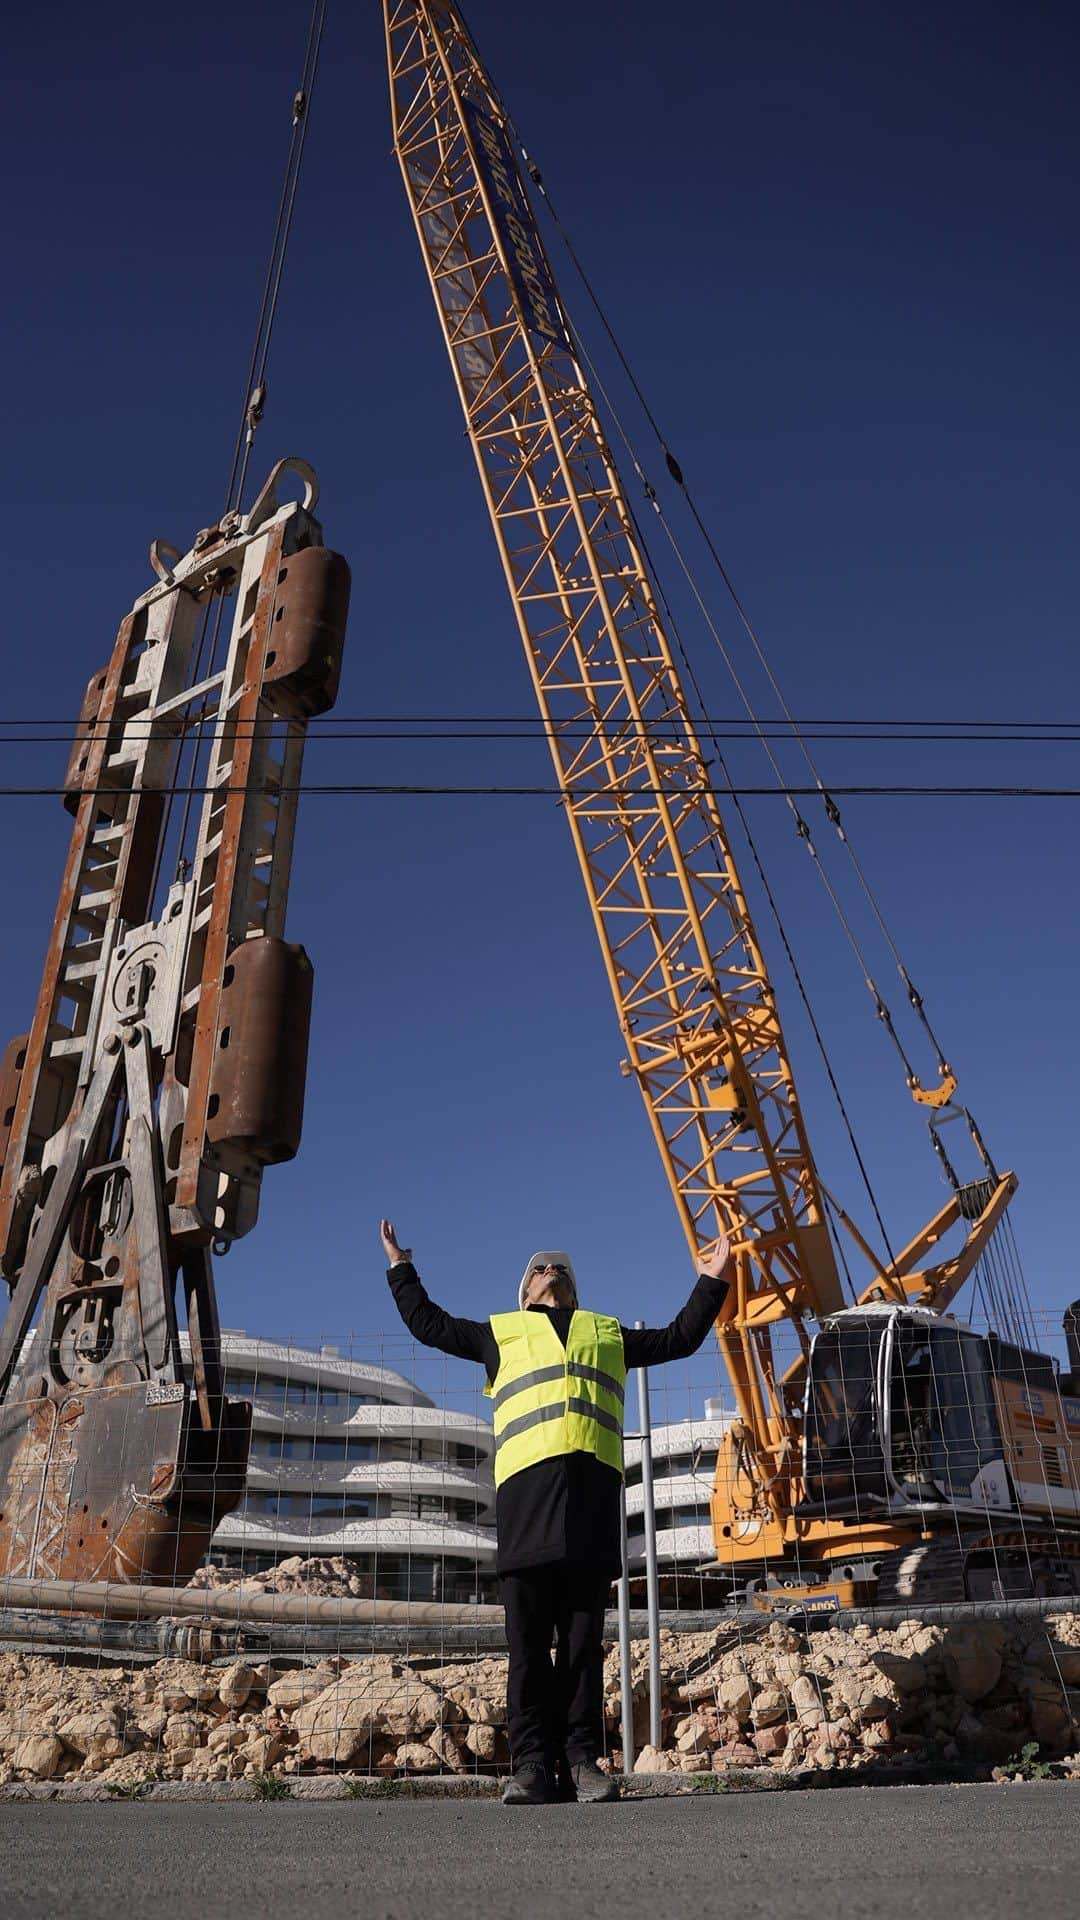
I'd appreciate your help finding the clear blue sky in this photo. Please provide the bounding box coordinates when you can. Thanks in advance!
[2,1,1077,1399]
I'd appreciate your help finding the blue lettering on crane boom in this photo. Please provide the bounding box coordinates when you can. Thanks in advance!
[462,97,569,350]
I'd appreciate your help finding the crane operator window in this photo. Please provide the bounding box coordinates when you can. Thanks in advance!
[802,1322,889,1510]
[889,1322,1001,1503]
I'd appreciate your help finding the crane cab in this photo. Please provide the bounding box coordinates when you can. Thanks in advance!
[801,1304,1080,1529]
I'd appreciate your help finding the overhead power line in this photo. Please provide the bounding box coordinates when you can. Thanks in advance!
[0,720,1078,747]
[1,713,1076,730]
[10,782,1080,801]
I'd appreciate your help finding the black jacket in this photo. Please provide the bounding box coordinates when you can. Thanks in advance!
[387,1262,728,1580]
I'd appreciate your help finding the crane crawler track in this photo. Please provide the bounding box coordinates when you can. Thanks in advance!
[873,1530,1080,1607]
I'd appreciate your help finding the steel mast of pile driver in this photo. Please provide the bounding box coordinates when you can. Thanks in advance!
[382,0,1021,1578]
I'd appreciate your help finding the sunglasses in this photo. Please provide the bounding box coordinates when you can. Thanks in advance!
[530,1264,571,1279]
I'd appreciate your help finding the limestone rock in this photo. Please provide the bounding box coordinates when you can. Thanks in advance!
[163,1714,204,1752]
[715,1674,752,1722]
[426,1727,467,1773]
[712,1740,759,1769]
[293,1667,444,1767]
[805,1721,855,1765]
[58,1707,125,1767]
[872,1650,927,1696]
[674,1718,707,1755]
[771,1653,805,1688]
[154,1663,219,1708]
[861,1718,894,1751]
[678,1662,723,1706]
[217,1663,257,1710]
[692,1705,724,1746]
[750,1685,788,1726]
[790,1675,824,1728]
[901,1625,944,1661]
[14,1733,64,1779]
[236,1733,289,1771]
[396,1741,441,1773]
[267,1665,340,1712]
[464,1721,498,1762]
[831,1667,897,1721]
[942,1627,1004,1704]
[449,1689,500,1726]
[633,1743,676,1773]
[207,1723,248,1754]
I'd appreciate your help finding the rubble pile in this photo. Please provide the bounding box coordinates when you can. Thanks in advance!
[0,1651,511,1787]
[1,1614,1079,1787]
[186,1556,375,1599]
[617,1615,1080,1777]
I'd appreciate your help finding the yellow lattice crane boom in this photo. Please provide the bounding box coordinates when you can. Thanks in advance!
[384,1,1077,1601]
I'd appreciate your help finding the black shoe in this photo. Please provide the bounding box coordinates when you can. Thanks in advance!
[502,1764,558,1806]
[569,1759,620,1803]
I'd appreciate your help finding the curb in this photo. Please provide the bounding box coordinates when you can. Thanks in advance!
[6,1762,1076,1804]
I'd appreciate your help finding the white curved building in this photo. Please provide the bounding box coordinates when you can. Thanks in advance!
[183,1331,497,1602]
[624,1398,730,1572]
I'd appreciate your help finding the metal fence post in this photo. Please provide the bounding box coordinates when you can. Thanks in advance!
[617,1484,635,1774]
[634,1320,662,1752]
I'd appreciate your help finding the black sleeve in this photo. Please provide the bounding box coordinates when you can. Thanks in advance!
[621,1273,729,1369]
[386,1262,499,1380]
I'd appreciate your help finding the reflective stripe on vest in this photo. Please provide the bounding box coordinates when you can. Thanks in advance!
[486,1309,626,1488]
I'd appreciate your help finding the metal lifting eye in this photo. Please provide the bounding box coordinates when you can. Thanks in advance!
[245,457,319,532]
[149,538,182,584]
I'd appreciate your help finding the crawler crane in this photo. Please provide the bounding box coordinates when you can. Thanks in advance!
[0,460,350,1582]
[384,0,1080,1603]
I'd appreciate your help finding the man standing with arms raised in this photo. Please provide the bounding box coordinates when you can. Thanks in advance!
[380,1220,731,1804]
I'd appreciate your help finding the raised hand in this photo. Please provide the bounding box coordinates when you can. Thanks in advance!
[697,1232,731,1282]
[380,1218,413,1266]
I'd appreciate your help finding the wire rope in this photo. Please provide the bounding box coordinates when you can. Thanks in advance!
[156,0,328,904]
[506,100,1010,1174]
[224,0,328,513]
[605,426,899,1273]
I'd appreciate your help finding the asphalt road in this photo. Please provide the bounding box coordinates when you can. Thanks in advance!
[3,1783,1078,1920]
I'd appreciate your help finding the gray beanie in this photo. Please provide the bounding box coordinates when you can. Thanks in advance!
[518,1250,578,1311]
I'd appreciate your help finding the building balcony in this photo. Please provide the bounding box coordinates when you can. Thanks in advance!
[624,1470,716,1521]
[211,1510,498,1563]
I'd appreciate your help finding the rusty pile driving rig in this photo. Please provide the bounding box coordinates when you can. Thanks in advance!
[0,458,350,1583]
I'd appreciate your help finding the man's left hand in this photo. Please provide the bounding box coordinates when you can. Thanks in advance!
[697,1233,731,1281]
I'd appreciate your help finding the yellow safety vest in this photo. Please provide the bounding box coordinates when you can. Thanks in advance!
[487,1308,626,1489]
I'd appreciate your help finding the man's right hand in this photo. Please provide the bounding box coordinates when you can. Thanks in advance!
[380,1219,413,1267]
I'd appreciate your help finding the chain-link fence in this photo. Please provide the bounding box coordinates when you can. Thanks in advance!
[0,1310,1078,1788]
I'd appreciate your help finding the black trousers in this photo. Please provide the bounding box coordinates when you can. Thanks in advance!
[500,1565,610,1771]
